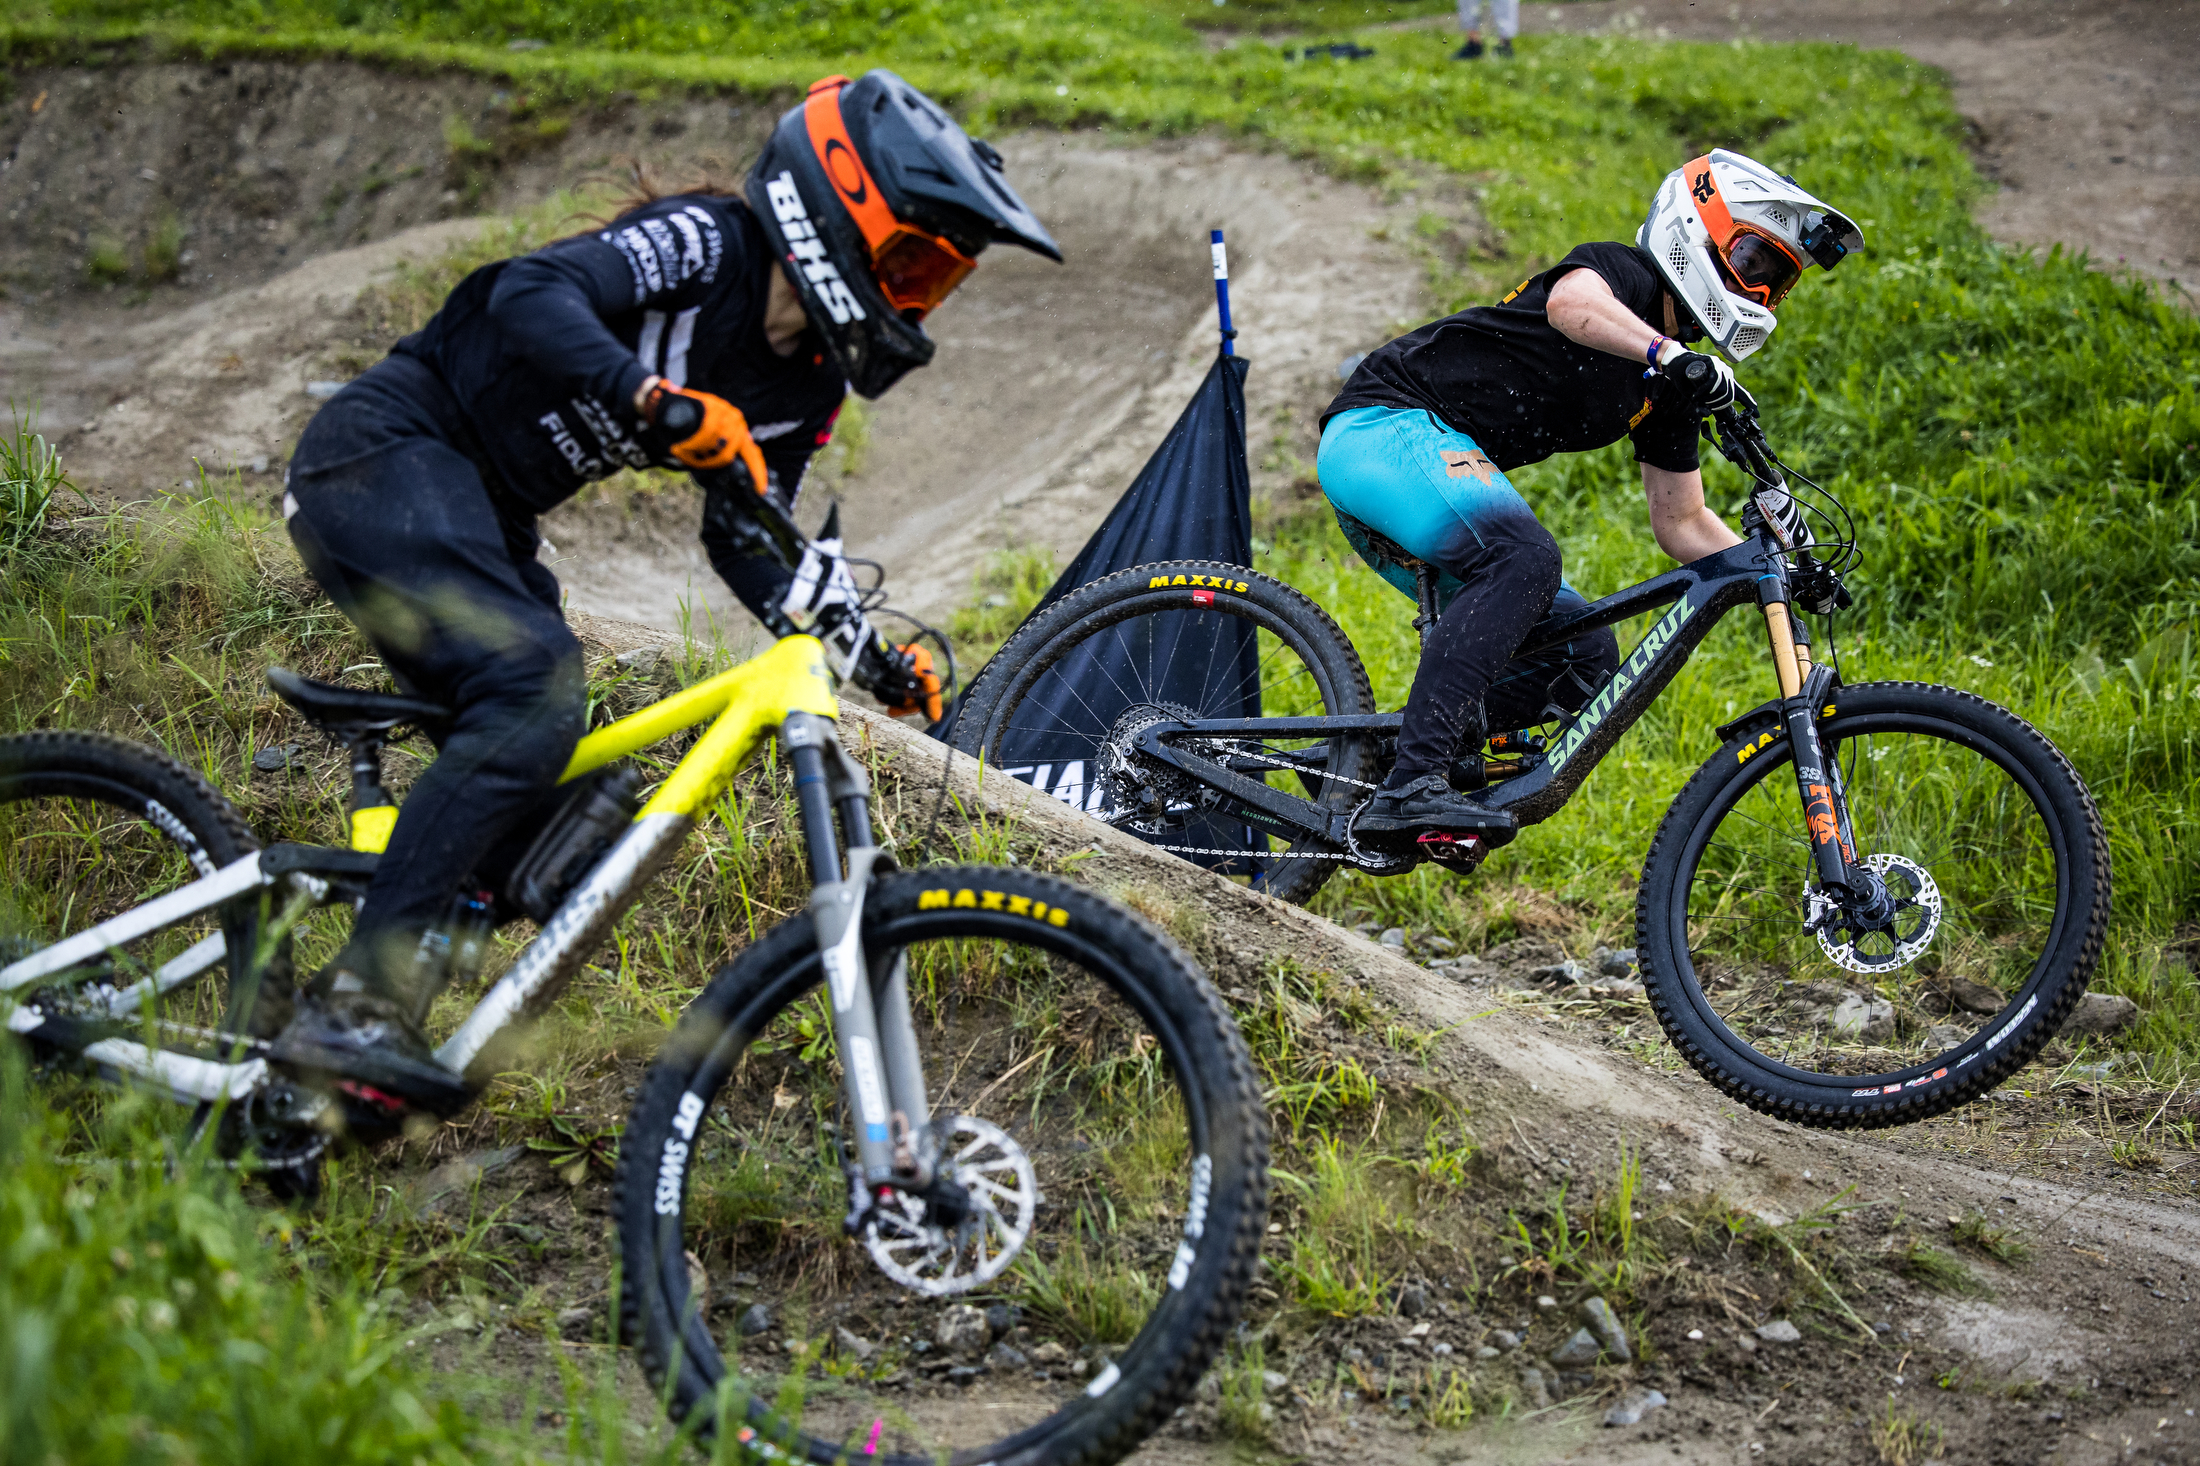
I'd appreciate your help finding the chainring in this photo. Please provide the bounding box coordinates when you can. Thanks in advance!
[1807,852,1942,974]
[862,1114,1040,1297]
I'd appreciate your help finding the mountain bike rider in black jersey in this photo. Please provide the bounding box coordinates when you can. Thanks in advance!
[1318,149,1863,841]
[273,72,1062,1105]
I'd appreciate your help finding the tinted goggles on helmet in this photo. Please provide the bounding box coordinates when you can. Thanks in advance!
[1719,228,1805,310]
[872,227,977,318]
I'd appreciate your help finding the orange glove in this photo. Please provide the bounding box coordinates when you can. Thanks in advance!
[643,381,770,493]
[886,643,944,723]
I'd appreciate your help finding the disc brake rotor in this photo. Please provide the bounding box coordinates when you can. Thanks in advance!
[862,1114,1040,1297]
[1807,852,1942,974]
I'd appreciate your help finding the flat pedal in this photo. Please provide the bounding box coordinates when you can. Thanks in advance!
[1416,830,1487,874]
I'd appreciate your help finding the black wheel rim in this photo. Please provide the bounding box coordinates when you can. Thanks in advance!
[1672,708,2073,1092]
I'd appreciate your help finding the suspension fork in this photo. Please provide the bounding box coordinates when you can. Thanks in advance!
[782,713,933,1195]
[1757,563,1859,893]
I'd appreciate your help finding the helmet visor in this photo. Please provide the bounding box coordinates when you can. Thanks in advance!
[873,228,977,318]
[1722,229,1804,310]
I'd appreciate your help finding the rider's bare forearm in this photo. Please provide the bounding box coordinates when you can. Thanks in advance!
[1546,268,1682,367]
[1642,464,1742,561]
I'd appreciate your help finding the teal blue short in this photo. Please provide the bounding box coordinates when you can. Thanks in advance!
[1315,405,1583,613]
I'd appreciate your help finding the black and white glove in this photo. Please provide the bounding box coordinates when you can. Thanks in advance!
[1659,349,1742,417]
[1753,486,1813,552]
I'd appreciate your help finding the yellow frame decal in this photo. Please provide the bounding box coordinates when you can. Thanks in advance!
[558,635,839,820]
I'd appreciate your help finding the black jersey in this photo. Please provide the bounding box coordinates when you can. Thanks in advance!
[1324,242,1701,474]
[394,195,847,514]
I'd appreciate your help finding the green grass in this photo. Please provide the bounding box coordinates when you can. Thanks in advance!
[1,0,2196,1451]
[0,1052,475,1464]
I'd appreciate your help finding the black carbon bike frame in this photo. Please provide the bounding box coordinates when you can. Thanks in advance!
[1131,524,1867,894]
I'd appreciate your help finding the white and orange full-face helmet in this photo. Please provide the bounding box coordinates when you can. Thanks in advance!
[1638,148,1865,362]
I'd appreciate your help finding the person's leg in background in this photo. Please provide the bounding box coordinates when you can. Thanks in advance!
[1317,407,1566,825]
[275,373,584,1102]
[1453,0,1489,59]
[1487,0,1519,56]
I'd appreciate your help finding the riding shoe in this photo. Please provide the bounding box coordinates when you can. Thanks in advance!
[269,982,471,1116]
[1355,772,1516,836]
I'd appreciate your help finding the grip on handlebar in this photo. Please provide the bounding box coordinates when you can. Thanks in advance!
[655,395,703,439]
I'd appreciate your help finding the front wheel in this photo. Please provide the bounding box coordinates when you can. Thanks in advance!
[615,865,1270,1466]
[1637,682,2110,1128]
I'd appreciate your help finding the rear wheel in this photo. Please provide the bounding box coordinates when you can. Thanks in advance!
[1637,682,2110,1127]
[616,866,1270,1466]
[951,560,1377,906]
[0,731,319,1191]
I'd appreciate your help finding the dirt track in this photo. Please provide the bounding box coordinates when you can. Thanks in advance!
[862,699,2200,1465]
[6,12,2199,1459]
[0,63,1436,641]
[1523,0,2200,288]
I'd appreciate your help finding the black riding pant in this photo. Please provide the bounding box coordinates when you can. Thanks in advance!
[284,355,586,1008]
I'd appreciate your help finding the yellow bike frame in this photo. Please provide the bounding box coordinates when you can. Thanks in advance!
[435,634,840,1074]
[348,634,840,855]
[563,634,839,817]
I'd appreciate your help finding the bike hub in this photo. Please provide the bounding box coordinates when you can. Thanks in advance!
[1806,852,1942,974]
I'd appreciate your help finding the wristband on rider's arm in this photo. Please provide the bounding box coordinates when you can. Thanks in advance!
[1644,334,1670,378]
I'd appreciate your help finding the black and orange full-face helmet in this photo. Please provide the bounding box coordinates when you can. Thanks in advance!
[746,72,1062,398]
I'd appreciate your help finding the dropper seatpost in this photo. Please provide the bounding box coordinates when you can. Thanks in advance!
[1210,228,1234,356]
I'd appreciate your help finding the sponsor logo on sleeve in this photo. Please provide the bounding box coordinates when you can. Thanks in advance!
[537,409,604,478]
[569,394,650,471]
[638,216,684,289]
[666,209,714,284]
[680,205,724,281]
[613,225,664,296]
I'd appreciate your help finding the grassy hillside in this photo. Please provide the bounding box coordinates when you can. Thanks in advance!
[3,3,2197,1456]
[9,0,2195,1138]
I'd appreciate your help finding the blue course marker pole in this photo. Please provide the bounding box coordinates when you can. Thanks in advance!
[1210,228,1235,356]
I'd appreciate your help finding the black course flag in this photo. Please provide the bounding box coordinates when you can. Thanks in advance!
[937,232,1258,868]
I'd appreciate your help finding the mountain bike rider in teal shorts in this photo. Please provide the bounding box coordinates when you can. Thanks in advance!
[1319,149,1864,839]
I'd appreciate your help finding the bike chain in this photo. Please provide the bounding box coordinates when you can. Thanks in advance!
[30,1009,328,1177]
[1118,740,1396,865]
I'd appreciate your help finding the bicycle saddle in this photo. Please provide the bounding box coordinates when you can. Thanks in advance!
[266,668,450,739]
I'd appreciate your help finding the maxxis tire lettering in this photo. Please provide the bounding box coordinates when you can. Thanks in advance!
[611,865,1271,1466]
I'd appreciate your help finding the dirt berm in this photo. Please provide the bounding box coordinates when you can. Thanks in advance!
[574,607,2197,1465]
